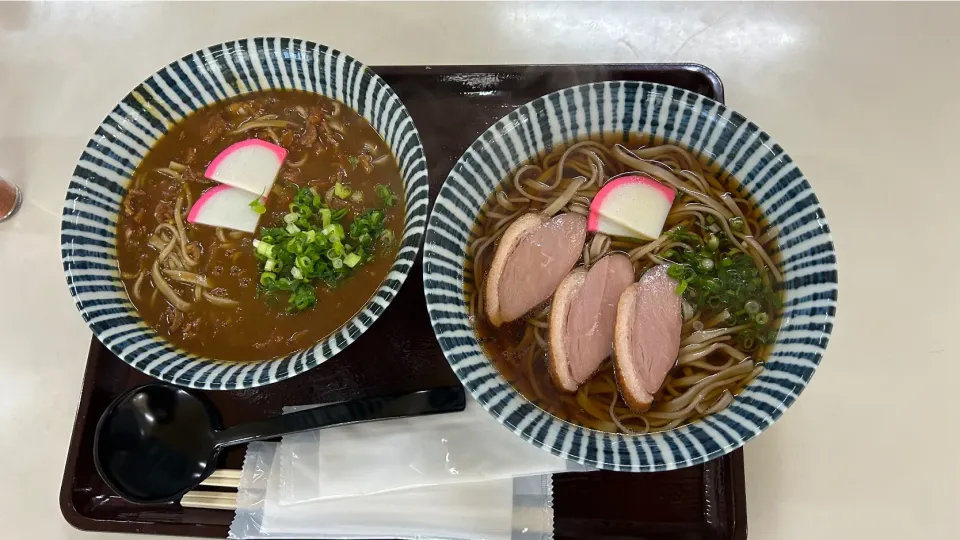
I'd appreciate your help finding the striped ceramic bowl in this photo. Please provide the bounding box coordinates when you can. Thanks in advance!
[61,38,428,390]
[423,81,837,471]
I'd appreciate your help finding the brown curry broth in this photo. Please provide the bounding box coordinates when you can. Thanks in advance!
[469,133,782,429]
[116,90,404,362]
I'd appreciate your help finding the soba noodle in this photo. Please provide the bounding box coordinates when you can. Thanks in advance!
[469,136,781,434]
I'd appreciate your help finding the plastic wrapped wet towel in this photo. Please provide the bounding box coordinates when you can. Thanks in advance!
[277,397,587,505]
[228,442,554,540]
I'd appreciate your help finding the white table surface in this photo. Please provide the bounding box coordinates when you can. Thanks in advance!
[2,2,957,539]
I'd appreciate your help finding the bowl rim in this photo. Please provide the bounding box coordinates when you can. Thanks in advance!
[60,37,429,390]
[423,80,837,471]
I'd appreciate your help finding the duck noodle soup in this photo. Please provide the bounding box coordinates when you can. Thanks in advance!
[471,135,783,434]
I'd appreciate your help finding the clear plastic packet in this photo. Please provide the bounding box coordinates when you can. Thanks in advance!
[277,398,586,504]
[229,442,554,540]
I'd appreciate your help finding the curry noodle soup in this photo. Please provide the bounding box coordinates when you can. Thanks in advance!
[116,90,404,361]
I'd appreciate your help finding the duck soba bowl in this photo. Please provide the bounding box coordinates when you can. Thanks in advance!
[61,38,428,390]
[423,82,837,471]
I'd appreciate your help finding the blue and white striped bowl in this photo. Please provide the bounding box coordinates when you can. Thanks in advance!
[423,81,837,471]
[61,38,428,390]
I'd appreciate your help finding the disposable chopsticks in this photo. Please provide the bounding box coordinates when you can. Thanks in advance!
[181,469,240,510]
[198,468,242,488]
[181,490,238,510]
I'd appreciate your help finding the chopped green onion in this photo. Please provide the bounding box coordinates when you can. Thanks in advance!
[255,240,274,258]
[288,285,317,312]
[666,225,781,347]
[375,184,397,206]
[319,208,332,228]
[252,186,396,313]
[350,190,364,203]
[326,245,344,259]
[285,237,300,253]
[379,229,395,246]
[249,197,266,215]
[706,234,719,251]
[334,182,351,199]
[347,155,359,169]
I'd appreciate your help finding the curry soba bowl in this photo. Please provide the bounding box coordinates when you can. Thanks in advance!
[61,38,428,389]
[424,82,837,471]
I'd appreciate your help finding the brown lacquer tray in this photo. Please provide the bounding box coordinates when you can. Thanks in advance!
[60,63,745,540]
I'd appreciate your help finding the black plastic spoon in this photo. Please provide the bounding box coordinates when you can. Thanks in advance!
[93,383,466,504]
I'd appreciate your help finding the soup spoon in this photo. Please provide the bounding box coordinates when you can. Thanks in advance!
[94,383,466,504]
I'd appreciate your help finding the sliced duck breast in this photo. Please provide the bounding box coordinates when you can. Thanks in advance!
[613,265,683,412]
[484,212,586,327]
[548,253,635,392]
